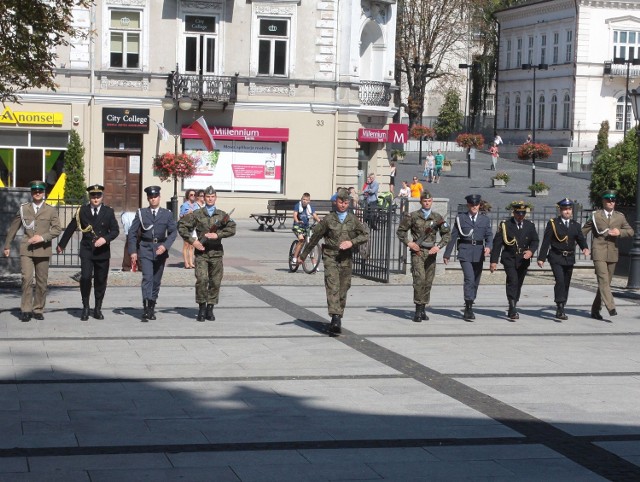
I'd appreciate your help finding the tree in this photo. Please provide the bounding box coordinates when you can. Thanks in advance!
[64,130,87,204]
[433,90,463,140]
[594,120,610,157]
[0,0,92,103]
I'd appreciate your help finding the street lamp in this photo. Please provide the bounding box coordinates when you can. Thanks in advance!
[412,62,433,166]
[625,88,640,288]
[522,62,548,197]
[613,57,640,133]
[162,66,193,220]
[459,63,474,178]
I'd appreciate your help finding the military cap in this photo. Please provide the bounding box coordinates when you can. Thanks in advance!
[601,189,617,199]
[465,194,482,205]
[144,185,161,197]
[29,180,46,191]
[335,187,350,201]
[86,184,104,195]
[204,185,216,195]
[511,201,527,212]
[557,198,574,208]
[420,190,433,200]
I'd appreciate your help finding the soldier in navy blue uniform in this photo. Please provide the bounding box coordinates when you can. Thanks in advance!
[490,202,539,320]
[128,186,177,321]
[57,184,120,321]
[537,198,590,320]
[443,194,493,321]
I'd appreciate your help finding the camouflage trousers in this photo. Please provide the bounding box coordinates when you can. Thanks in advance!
[195,255,224,305]
[323,252,352,317]
[410,252,437,305]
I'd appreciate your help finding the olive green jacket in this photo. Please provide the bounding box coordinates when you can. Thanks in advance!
[178,207,236,258]
[4,202,62,257]
[301,212,369,258]
[396,210,451,254]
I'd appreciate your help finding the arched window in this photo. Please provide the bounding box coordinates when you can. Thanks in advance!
[515,95,521,129]
[538,95,545,130]
[525,95,532,129]
[616,95,632,131]
[562,93,571,129]
[504,95,510,129]
[550,94,558,130]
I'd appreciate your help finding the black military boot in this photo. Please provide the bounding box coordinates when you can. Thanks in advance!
[329,314,342,334]
[413,304,424,323]
[555,302,568,320]
[421,306,429,320]
[93,301,104,320]
[205,304,215,321]
[80,298,90,321]
[463,300,475,321]
[147,300,157,320]
[196,303,207,322]
[508,300,518,320]
[141,300,149,322]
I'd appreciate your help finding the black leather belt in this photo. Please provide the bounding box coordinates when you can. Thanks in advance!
[552,247,573,256]
[458,239,483,245]
[141,237,166,243]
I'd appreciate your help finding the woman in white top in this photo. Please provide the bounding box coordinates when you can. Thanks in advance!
[398,180,411,198]
[424,152,435,183]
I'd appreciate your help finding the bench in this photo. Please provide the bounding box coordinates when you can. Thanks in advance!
[250,199,334,231]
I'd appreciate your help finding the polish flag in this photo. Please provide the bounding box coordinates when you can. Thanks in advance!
[190,116,216,151]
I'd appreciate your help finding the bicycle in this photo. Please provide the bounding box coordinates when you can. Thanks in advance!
[288,224,321,273]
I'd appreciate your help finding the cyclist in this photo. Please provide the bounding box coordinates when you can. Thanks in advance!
[291,192,321,265]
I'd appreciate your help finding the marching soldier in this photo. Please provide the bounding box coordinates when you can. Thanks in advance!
[396,191,451,322]
[582,190,633,319]
[178,186,236,322]
[490,202,539,320]
[128,186,177,322]
[443,194,493,321]
[299,188,369,334]
[537,198,590,320]
[3,180,62,322]
[57,184,120,320]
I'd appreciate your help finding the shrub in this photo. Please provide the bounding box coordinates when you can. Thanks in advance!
[528,181,550,193]
[517,142,552,160]
[63,130,87,204]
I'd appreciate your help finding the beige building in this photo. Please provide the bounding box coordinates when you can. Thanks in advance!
[0,0,400,217]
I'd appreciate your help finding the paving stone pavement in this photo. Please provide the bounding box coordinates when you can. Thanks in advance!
[1,159,640,480]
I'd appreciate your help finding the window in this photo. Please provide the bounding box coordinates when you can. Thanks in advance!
[528,36,534,64]
[540,35,546,64]
[562,94,571,129]
[184,16,217,74]
[516,38,522,67]
[506,40,512,69]
[553,32,559,64]
[515,95,521,129]
[110,10,140,68]
[550,94,558,129]
[613,30,640,60]
[503,96,510,129]
[538,95,545,130]
[258,18,289,76]
[525,95,532,129]
[565,30,573,63]
[616,95,632,131]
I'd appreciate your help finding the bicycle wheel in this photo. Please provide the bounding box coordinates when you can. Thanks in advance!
[302,244,321,274]
[288,240,299,272]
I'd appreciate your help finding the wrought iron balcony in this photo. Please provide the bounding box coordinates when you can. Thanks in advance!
[603,60,640,78]
[359,80,392,106]
[165,70,237,109]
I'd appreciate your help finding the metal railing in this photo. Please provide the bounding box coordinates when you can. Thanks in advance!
[358,80,392,106]
[170,71,237,105]
[567,150,593,172]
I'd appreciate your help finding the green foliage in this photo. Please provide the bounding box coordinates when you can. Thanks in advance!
[528,181,550,193]
[434,90,463,140]
[589,128,638,207]
[594,120,609,156]
[0,0,93,102]
[63,130,86,204]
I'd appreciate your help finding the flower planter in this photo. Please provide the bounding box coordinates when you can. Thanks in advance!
[492,179,506,187]
[442,164,452,172]
[536,189,549,196]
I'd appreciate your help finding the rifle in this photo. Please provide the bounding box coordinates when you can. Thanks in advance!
[199,208,235,245]
[414,219,445,251]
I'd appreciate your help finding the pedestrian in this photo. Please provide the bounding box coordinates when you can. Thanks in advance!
[120,211,136,271]
[291,192,321,265]
[489,142,499,171]
[3,180,62,322]
[396,191,451,322]
[348,186,359,210]
[389,161,396,193]
[56,184,120,321]
[537,198,590,320]
[178,186,236,322]
[443,194,493,321]
[424,152,435,182]
[179,189,198,269]
[494,132,503,146]
[581,190,633,319]
[128,186,178,322]
[298,188,369,335]
[362,172,379,228]
[409,176,423,198]
[489,202,539,320]
[398,180,411,198]
[524,134,532,144]
[434,149,445,183]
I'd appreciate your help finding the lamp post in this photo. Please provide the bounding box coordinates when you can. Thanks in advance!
[161,66,193,220]
[522,62,548,197]
[412,62,433,167]
[626,88,640,288]
[459,63,474,178]
[613,57,640,133]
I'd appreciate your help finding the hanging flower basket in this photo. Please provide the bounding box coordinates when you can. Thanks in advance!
[456,133,485,149]
[410,124,435,140]
[517,142,552,160]
[152,152,198,182]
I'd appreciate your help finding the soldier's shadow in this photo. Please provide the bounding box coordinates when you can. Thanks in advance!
[111,307,144,319]
[278,318,328,335]
[366,306,411,320]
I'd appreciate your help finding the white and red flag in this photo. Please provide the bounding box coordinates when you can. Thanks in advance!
[189,116,216,151]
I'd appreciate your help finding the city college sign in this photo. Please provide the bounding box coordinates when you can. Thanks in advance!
[0,106,63,126]
[102,108,150,132]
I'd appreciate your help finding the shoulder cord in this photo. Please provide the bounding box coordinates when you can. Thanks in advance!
[455,214,474,238]
[500,221,518,248]
[76,206,97,236]
[137,208,153,231]
[550,218,568,242]
[19,204,35,231]
[590,211,609,235]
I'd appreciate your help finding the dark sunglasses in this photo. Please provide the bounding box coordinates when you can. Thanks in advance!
[604,198,616,202]
[31,189,45,194]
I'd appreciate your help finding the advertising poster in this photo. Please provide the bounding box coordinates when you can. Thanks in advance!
[183,139,283,193]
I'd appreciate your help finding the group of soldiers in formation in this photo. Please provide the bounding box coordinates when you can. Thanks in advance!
[2,181,633,334]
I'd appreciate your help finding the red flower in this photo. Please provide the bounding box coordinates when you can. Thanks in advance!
[153,152,198,181]
[456,133,485,149]
[410,125,435,140]
[517,143,552,160]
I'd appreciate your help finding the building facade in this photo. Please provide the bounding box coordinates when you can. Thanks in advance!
[0,0,400,217]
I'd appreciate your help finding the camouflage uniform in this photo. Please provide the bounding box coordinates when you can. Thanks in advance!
[178,207,236,305]
[301,212,369,317]
[396,210,450,306]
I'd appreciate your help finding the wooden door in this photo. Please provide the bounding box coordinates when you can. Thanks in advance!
[104,154,140,212]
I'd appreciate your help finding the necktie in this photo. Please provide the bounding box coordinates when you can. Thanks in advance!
[518,222,522,230]
[471,215,475,225]
[564,220,569,228]
[152,210,156,219]
[93,208,98,218]
[35,206,39,214]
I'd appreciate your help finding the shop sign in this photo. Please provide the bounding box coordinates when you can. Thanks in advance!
[358,128,387,142]
[0,106,63,126]
[102,108,150,132]
[388,123,408,143]
[181,125,289,142]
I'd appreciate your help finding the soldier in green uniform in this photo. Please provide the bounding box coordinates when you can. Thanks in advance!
[299,188,369,335]
[396,191,450,322]
[178,186,236,322]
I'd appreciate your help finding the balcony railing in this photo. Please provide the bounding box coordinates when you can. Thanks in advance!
[359,80,392,106]
[169,71,237,106]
